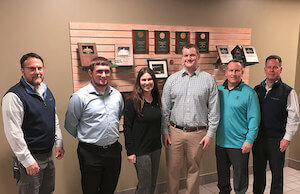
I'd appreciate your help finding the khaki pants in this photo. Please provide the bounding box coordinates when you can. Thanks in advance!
[166,125,206,194]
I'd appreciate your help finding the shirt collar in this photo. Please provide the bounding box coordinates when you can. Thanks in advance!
[87,82,113,96]
[222,79,244,91]
[182,67,201,77]
[20,77,47,98]
[261,78,281,90]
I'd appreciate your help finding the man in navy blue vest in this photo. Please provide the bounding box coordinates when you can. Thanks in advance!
[253,55,300,194]
[2,53,65,194]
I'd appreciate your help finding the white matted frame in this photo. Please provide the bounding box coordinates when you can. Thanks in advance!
[147,59,168,79]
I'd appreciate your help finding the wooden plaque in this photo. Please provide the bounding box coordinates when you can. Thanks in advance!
[132,30,149,54]
[77,43,98,67]
[195,32,209,53]
[175,31,190,54]
[155,31,170,54]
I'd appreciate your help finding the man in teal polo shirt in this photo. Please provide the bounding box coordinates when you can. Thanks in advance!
[216,59,260,194]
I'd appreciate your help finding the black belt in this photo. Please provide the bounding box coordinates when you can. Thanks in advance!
[170,121,207,132]
[79,141,118,149]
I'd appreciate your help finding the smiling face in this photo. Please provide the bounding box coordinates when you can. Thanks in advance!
[225,61,244,88]
[21,57,44,88]
[140,73,154,93]
[182,47,199,72]
[88,64,111,91]
[264,58,282,84]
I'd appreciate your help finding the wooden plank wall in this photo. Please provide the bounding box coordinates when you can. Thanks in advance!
[69,23,251,130]
[69,22,251,93]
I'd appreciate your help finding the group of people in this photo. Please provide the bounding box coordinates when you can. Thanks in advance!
[2,43,299,194]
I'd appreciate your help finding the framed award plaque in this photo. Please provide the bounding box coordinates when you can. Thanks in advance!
[216,45,233,63]
[155,31,170,54]
[114,44,134,66]
[242,45,259,63]
[195,32,209,53]
[78,43,98,67]
[175,31,190,54]
[132,30,149,54]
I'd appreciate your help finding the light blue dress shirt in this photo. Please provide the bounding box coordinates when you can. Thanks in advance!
[64,83,124,146]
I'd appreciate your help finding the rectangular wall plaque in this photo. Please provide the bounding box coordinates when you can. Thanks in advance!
[132,30,149,54]
[78,43,98,67]
[175,31,190,54]
[216,45,233,63]
[155,31,170,54]
[114,44,134,66]
[242,45,259,63]
[195,32,209,53]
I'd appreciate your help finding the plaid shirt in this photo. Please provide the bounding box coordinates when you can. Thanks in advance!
[161,67,220,137]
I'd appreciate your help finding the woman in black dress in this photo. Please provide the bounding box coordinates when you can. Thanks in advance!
[123,67,162,194]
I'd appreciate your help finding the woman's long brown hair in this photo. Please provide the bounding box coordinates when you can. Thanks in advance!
[131,67,161,116]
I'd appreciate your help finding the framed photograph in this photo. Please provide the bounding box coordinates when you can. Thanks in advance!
[114,44,133,66]
[147,59,168,79]
[78,43,98,67]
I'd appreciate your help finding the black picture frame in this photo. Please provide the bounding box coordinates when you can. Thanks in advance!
[147,59,168,79]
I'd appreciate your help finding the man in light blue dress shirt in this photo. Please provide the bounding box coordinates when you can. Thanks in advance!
[65,57,124,194]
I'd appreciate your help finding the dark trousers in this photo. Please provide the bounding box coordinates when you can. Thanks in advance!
[77,141,122,194]
[134,149,161,194]
[13,152,55,194]
[215,145,249,194]
[252,137,285,194]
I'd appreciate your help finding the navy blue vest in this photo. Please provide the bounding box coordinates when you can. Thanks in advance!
[254,79,292,138]
[6,79,56,154]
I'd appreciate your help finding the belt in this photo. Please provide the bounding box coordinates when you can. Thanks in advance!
[79,141,118,149]
[170,121,206,132]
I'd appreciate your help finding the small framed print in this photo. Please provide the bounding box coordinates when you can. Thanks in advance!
[147,59,168,79]
[78,43,98,67]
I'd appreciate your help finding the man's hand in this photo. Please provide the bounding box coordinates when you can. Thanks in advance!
[200,136,212,150]
[26,162,40,175]
[162,134,172,148]
[127,154,136,163]
[55,147,65,160]
[241,142,252,153]
[280,138,290,152]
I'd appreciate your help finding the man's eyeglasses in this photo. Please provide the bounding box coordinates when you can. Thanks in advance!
[23,67,44,72]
